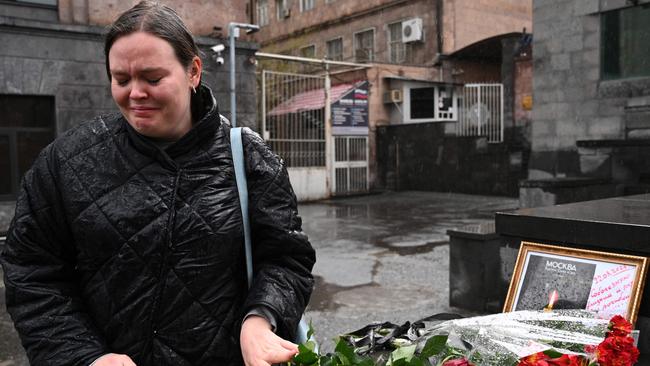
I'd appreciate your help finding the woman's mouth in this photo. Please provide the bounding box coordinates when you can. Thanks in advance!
[131,106,159,117]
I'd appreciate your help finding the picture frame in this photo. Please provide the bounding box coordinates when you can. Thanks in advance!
[503,241,649,324]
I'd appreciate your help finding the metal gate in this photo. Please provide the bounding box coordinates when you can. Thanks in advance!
[333,136,368,195]
[262,70,328,201]
[457,83,504,143]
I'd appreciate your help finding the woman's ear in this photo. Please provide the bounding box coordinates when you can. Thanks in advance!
[189,56,202,87]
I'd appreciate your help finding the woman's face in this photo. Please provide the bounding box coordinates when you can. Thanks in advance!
[108,31,201,140]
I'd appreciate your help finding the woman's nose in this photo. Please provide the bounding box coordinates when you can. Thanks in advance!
[129,81,148,99]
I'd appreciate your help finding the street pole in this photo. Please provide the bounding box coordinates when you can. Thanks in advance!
[228,22,259,128]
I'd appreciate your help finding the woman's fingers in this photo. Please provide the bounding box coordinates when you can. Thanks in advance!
[279,338,299,352]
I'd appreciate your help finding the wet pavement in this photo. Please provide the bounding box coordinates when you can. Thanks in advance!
[300,191,518,352]
[0,191,518,362]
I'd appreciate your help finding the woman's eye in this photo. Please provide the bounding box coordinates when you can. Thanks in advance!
[148,78,162,85]
[116,79,129,86]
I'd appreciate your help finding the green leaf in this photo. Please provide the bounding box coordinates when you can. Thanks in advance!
[334,338,357,364]
[293,343,319,365]
[542,349,564,358]
[307,320,315,340]
[420,335,449,358]
[390,344,417,363]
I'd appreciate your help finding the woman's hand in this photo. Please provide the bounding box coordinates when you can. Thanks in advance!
[240,315,299,366]
[91,353,137,366]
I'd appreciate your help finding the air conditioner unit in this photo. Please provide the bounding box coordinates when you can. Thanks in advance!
[383,89,402,104]
[402,18,423,43]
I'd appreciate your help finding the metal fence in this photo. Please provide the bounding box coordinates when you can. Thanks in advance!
[262,70,326,167]
[333,136,368,195]
[457,83,504,143]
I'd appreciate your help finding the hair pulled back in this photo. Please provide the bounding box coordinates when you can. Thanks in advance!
[104,0,200,80]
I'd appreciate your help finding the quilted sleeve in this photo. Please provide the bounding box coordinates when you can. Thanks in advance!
[0,146,109,366]
[240,128,316,341]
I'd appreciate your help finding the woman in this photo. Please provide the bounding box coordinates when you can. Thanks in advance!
[0,2,315,366]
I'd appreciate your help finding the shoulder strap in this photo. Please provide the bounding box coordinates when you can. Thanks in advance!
[230,127,253,288]
[230,127,313,347]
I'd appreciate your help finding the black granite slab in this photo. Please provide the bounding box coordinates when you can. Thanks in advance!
[496,194,650,254]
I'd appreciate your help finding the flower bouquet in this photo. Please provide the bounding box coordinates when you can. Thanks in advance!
[290,310,639,366]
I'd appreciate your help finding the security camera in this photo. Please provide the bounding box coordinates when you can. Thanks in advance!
[215,56,225,65]
[211,44,225,53]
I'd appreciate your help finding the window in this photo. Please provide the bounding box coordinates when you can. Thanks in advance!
[601,5,650,80]
[0,95,55,199]
[300,0,314,12]
[276,0,289,20]
[257,0,269,26]
[300,45,316,58]
[410,87,435,120]
[9,0,57,5]
[388,21,412,64]
[354,29,374,63]
[326,37,343,61]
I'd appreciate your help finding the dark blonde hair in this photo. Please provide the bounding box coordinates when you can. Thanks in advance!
[104,1,200,80]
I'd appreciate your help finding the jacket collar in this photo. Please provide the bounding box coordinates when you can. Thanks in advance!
[123,83,221,169]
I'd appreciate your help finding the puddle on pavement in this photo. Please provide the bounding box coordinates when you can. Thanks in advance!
[308,275,378,312]
[372,236,449,256]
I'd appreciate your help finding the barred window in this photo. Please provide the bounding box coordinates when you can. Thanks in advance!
[388,21,411,64]
[300,45,316,58]
[354,29,374,63]
[300,0,314,11]
[257,0,269,26]
[326,38,343,61]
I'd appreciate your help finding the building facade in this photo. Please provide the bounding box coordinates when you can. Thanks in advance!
[251,0,532,196]
[0,0,257,232]
[522,0,650,207]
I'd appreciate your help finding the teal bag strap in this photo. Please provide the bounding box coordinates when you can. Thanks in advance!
[230,127,313,347]
[230,127,254,288]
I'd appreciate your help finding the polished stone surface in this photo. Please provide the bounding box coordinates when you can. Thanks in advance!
[497,194,650,253]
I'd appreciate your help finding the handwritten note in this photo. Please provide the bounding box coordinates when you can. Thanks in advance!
[586,263,636,316]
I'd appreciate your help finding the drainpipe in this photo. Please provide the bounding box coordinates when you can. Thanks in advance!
[436,0,444,80]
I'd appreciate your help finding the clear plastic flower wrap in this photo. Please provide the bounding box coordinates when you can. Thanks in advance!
[337,310,610,366]
[413,310,609,365]
[291,310,639,366]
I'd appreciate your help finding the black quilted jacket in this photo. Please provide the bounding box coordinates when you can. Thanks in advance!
[0,86,315,366]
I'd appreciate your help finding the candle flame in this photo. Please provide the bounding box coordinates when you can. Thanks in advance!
[548,290,559,309]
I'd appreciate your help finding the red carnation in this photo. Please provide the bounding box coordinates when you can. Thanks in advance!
[550,354,588,366]
[442,358,475,366]
[608,315,633,338]
[518,352,552,366]
[596,335,639,366]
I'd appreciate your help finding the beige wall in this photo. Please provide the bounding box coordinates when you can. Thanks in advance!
[256,0,438,65]
[442,0,532,54]
[59,0,250,37]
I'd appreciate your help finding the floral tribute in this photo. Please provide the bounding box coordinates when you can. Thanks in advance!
[290,311,640,366]
[518,315,639,366]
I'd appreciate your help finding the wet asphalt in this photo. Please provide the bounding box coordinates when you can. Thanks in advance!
[0,191,518,363]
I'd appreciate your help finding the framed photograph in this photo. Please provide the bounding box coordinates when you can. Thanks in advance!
[504,241,649,324]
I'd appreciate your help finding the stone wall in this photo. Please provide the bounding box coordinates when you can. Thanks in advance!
[529,0,650,180]
[442,0,532,54]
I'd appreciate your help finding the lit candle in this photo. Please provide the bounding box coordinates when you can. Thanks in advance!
[543,290,559,312]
